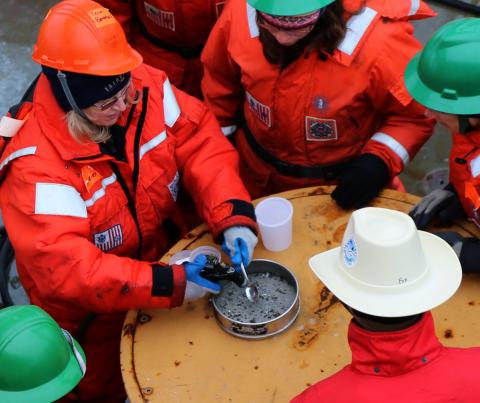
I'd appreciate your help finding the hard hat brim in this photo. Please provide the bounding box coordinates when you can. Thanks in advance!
[309,231,462,317]
[33,46,143,77]
[405,53,480,116]
[247,0,336,16]
[0,338,86,403]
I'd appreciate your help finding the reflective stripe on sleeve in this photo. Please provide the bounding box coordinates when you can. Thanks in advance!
[371,132,410,165]
[221,125,238,136]
[84,174,117,208]
[338,7,377,56]
[35,183,87,218]
[163,79,181,127]
[140,131,167,160]
[0,146,37,173]
[409,0,420,15]
[247,3,259,38]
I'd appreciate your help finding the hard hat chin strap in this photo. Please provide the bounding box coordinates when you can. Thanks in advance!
[61,329,87,377]
[458,115,480,134]
[459,116,470,134]
[56,70,91,122]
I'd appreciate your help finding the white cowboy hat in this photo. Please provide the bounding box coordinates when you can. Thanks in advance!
[309,207,462,317]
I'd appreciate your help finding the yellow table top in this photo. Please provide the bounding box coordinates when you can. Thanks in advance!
[121,186,480,403]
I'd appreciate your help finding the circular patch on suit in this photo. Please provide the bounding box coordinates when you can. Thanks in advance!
[312,96,328,111]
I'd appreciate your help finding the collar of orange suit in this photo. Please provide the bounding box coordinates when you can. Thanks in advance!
[258,8,325,31]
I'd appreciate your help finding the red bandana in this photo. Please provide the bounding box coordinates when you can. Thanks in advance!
[258,9,324,30]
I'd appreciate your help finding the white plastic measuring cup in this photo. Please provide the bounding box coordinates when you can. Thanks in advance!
[255,197,293,252]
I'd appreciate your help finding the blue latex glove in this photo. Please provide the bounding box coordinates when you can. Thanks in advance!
[222,226,258,266]
[183,255,221,301]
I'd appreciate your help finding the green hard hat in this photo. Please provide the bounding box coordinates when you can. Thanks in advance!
[405,18,480,116]
[247,0,336,16]
[0,305,86,403]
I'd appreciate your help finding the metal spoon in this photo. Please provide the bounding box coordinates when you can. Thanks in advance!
[239,262,259,303]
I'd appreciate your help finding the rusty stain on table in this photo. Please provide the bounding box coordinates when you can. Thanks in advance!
[120,186,480,403]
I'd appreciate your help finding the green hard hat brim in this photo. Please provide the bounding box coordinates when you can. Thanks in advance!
[247,0,336,16]
[0,338,85,403]
[405,52,480,116]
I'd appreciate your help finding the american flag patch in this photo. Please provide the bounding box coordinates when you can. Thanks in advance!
[93,224,123,252]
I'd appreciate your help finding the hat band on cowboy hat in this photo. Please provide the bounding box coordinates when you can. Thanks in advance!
[309,207,462,317]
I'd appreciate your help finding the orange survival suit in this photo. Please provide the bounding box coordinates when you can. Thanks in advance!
[201,0,436,199]
[0,64,256,401]
[99,0,226,98]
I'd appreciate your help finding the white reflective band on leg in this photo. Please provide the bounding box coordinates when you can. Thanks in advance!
[35,183,87,218]
[371,132,410,165]
[409,0,420,15]
[84,174,117,208]
[62,329,87,376]
[0,146,37,173]
[221,125,238,136]
[163,79,181,127]
[140,131,167,160]
[247,3,259,38]
[338,7,377,56]
[470,155,480,178]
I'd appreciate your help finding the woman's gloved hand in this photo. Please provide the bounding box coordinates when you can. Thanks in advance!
[331,154,389,210]
[183,255,221,301]
[434,232,480,273]
[409,185,465,230]
[222,226,258,266]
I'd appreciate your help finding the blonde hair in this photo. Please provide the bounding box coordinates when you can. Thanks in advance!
[66,111,111,144]
[65,88,139,144]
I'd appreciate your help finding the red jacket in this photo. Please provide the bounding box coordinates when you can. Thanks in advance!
[201,0,435,198]
[449,129,480,228]
[292,312,480,402]
[99,0,226,98]
[0,63,255,329]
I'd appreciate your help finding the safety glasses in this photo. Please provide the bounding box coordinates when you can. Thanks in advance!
[93,79,133,111]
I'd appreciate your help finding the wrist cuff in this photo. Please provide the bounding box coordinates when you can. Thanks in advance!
[151,264,174,296]
[227,199,256,222]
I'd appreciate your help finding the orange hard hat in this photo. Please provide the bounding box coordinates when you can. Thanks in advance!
[32,0,142,76]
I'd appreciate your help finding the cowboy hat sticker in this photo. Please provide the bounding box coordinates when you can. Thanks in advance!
[343,238,358,268]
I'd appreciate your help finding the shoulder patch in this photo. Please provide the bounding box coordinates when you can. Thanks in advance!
[305,116,338,142]
[246,92,272,127]
[144,2,175,31]
[93,224,123,252]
